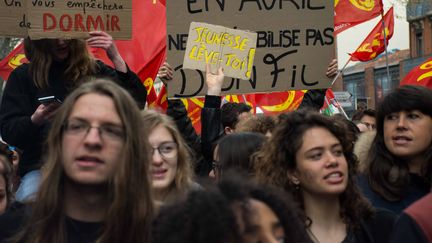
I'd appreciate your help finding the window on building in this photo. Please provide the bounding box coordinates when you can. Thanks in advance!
[416,32,423,57]
[342,72,365,115]
[374,66,400,103]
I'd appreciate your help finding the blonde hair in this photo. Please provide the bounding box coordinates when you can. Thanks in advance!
[141,110,194,203]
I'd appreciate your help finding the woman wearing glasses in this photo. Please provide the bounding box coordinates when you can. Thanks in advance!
[141,110,198,208]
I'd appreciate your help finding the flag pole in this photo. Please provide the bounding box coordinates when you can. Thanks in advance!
[381,10,391,82]
[334,98,349,119]
[331,58,350,86]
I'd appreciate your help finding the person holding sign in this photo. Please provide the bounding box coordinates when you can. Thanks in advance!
[0,31,147,202]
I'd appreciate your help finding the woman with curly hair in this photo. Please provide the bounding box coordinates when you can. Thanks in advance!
[141,110,199,208]
[153,173,309,243]
[358,85,432,214]
[254,110,395,243]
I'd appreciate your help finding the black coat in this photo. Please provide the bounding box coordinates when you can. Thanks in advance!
[0,61,146,177]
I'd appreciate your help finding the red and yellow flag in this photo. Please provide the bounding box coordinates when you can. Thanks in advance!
[334,0,383,35]
[0,43,28,80]
[254,91,305,115]
[400,57,432,89]
[349,7,394,62]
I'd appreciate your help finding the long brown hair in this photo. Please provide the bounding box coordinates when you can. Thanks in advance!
[141,109,194,203]
[24,38,97,89]
[13,79,153,243]
[254,111,373,227]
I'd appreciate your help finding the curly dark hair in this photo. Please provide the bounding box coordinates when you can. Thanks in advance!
[218,173,311,243]
[366,85,432,201]
[254,110,373,228]
[152,188,241,243]
[153,173,310,243]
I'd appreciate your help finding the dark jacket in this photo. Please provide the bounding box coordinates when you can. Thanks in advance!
[0,61,146,177]
[350,209,396,243]
[0,202,102,243]
[166,95,222,176]
[357,174,430,214]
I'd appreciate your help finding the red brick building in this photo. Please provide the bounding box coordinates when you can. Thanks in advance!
[335,0,432,117]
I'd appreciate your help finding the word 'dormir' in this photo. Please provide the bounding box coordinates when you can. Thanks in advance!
[43,13,120,32]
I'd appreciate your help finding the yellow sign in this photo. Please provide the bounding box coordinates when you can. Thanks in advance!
[183,22,257,80]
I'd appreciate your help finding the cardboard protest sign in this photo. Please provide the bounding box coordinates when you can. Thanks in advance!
[0,0,131,39]
[167,1,335,98]
[183,22,257,80]
[0,0,27,37]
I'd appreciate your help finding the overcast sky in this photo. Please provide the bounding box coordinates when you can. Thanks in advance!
[337,1,409,67]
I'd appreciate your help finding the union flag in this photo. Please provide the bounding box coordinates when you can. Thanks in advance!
[334,0,383,35]
[254,91,305,115]
[349,7,394,62]
[400,57,432,89]
[154,85,168,110]
[0,43,28,80]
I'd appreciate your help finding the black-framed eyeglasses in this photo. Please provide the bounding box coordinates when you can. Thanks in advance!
[151,142,178,159]
[63,119,125,141]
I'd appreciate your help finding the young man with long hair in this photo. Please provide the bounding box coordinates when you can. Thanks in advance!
[0,80,153,243]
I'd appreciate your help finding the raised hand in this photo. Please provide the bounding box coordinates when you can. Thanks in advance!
[326,59,338,79]
[205,63,224,96]
[87,31,126,72]
[157,62,174,86]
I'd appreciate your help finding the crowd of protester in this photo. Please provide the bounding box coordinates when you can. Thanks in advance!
[0,32,430,243]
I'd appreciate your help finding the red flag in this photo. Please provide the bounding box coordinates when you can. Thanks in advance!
[334,0,383,35]
[254,91,305,115]
[153,85,168,110]
[0,43,28,80]
[91,0,166,105]
[400,57,432,89]
[349,7,394,62]
[182,98,205,134]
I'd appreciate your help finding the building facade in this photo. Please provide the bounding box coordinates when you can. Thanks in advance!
[336,0,432,118]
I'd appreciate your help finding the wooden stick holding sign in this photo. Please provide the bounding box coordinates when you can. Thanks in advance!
[183,22,257,81]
